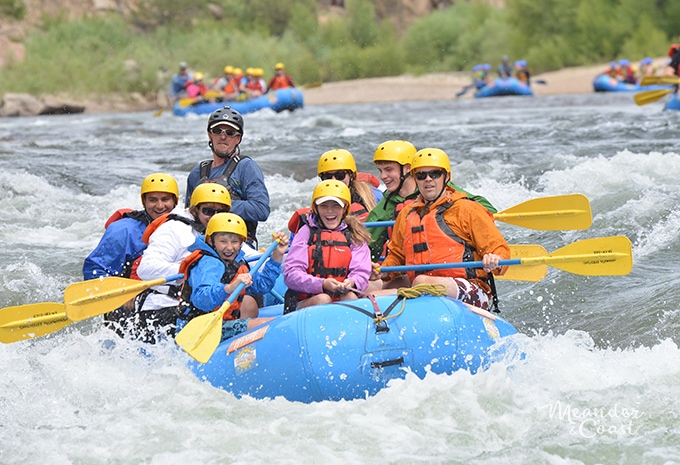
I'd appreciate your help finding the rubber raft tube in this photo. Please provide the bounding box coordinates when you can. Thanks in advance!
[474,77,533,98]
[592,74,674,92]
[173,88,304,116]
[190,294,518,403]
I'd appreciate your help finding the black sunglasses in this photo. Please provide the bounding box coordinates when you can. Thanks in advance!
[319,171,348,181]
[209,127,240,137]
[199,206,230,216]
[414,170,445,181]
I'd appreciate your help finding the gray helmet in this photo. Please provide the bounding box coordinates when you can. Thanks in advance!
[207,106,244,134]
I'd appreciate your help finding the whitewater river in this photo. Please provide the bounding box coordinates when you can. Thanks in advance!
[1,91,679,464]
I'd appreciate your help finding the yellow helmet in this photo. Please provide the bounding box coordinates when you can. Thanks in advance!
[373,140,417,166]
[411,148,451,173]
[234,67,243,75]
[140,173,179,204]
[189,183,232,209]
[194,72,204,81]
[255,67,264,77]
[223,65,234,74]
[317,149,357,175]
[275,62,285,70]
[311,180,351,216]
[245,67,254,76]
[205,212,247,242]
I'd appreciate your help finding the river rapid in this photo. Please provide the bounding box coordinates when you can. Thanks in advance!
[1,91,679,464]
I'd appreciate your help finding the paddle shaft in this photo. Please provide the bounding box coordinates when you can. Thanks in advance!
[456,84,475,97]
[380,236,632,276]
[382,259,519,273]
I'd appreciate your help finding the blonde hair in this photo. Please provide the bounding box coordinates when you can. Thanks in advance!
[350,179,377,212]
[344,215,371,246]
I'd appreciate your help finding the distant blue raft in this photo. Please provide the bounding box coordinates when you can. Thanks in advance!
[592,74,674,93]
[474,78,533,98]
[173,88,304,116]
[189,294,518,403]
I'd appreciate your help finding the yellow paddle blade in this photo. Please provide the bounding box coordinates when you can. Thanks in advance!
[521,236,633,276]
[174,311,224,364]
[639,75,680,86]
[65,276,170,321]
[0,303,70,343]
[493,194,592,230]
[496,244,548,282]
[634,88,674,106]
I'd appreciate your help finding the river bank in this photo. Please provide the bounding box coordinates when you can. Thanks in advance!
[2,61,660,115]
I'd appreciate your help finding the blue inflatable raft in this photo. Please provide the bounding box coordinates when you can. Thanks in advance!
[592,74,674,92]
[173,88,304,116]
[474,78,533,98]
[190,294,518,403]
[664,91,680,111]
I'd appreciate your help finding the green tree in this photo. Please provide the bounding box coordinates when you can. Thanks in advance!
[347,0,378,48]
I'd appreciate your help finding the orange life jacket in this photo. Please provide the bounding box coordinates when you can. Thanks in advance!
[223,78,239,94]
[268,75,294,91]
[246,79,264,93]
[178,249,249,321]
[356,171,380,188]
[402,199,489,285]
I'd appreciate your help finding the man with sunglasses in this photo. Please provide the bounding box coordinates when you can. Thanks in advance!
[366,140,497,263]
[185,106,270,248]
[374,148,510,312]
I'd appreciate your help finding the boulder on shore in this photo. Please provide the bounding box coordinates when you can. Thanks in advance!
[0,93,85,117]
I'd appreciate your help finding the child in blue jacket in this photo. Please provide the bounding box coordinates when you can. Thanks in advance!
[177,212,288,341]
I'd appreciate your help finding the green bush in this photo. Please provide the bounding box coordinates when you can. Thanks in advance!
[402,3,508,72]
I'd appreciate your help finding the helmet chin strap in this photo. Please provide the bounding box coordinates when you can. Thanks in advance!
[396,167,410,195]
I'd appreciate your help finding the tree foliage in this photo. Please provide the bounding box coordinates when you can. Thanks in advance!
[0,0,25,20]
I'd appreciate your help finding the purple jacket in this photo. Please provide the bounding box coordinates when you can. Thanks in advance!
[283,214,371,295]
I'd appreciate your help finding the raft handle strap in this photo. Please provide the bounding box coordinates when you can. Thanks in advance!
[371,357,404,369]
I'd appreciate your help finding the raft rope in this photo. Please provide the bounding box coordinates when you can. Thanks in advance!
[334,284,448,331]
[377,284,449,324]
